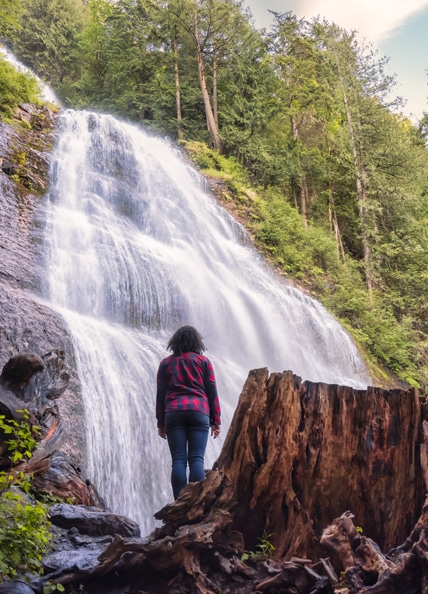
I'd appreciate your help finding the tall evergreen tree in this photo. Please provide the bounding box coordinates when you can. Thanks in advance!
[0,0,23,38]
[95,0,165,120]
[165,0,249,151]
[314,22,400,294]
[217,17,278,173]
[76,0,112,105]
[13,0,87,89]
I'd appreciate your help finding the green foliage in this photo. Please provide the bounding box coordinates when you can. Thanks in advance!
[251,188,340,286]
[0,411,40,463]
[4,0,428,388]
[183,141,248,183]
[0,0,24,37]
[0,488,52,577]
[43,583,65,594]
[322,282,421,386]
[0,413,52,579]
[241,531,276,561]
[73,0,113,105]
[12,0,87,97]
[0,57,41,119]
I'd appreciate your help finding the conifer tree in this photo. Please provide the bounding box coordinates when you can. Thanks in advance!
[13,0,87,88]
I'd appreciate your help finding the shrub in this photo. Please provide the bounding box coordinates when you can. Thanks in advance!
[0,57,41,120]
[0,413,52,579]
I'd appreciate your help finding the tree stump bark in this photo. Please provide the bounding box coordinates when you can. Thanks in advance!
[213,369,424,558]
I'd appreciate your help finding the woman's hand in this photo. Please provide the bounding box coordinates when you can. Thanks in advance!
[158,426,167,439]
[211,424,220,439]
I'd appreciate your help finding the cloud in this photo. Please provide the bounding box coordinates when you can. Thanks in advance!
[288,0,428,42]
[246,0,428,43]
[244,0,428,119]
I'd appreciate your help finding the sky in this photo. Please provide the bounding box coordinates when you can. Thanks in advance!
[243,0,428,122]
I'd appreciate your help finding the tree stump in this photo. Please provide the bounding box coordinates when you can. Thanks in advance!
[213,369,424,557]
[37,368,428,593]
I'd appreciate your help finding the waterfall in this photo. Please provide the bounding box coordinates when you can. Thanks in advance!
[44,110,370,535]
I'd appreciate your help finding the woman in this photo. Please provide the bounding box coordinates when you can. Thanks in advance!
[156,326,221,500]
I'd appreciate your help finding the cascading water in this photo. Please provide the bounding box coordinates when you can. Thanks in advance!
[44,110,370,535]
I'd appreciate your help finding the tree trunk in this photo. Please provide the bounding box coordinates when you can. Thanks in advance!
[292,183,299,209]
[212,369,424,556]
[336,59,373,295]
[213,47,218,127]
[194,12,221,152]
[291,115,308,227]
[172,37,183,140]
[300,177,309,226]
[328,193,345,261]
[354,105,374,293]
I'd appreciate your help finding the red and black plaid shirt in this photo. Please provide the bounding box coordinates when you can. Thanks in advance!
[156,352,221,428]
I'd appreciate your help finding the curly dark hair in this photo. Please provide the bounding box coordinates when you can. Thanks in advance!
[167,326,206,355]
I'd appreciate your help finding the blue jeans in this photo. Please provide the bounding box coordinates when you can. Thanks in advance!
[165,410,210,500]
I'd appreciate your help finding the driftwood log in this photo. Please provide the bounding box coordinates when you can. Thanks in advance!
[35,368,428,594]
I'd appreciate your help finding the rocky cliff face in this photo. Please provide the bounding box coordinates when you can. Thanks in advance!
[0,104,85,467]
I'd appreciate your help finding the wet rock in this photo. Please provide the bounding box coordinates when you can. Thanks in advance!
[49,503,141,538]
[33,506,142,587]
[0,350,69,421]
[1,352,44,391]
[33,451,106,508]
[0,384,30,423]
[19,350,70,410]
[0,105,86,469]
[43,536,115,574]
[0,581,35,594]
[0,349,102,506]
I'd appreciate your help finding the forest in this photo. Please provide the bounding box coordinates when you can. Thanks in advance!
[1,0,427,391]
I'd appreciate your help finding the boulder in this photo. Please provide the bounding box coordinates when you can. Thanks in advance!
[49,503,140,538]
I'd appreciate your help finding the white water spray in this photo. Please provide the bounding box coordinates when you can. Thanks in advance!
[44,110,370,534]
